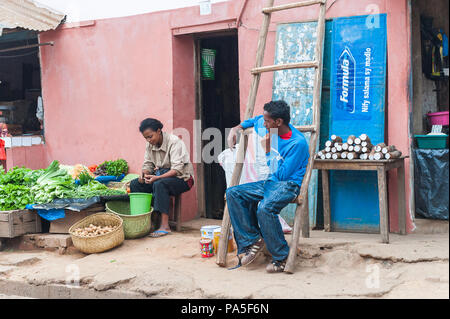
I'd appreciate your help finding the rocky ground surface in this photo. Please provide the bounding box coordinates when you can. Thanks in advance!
[0,218,448,299]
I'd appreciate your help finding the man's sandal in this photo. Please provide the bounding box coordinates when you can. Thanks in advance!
[240,238,265,266]
[266,259,287,273]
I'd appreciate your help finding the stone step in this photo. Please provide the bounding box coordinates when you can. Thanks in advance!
[413,218,449,235]
[2,233,75,255]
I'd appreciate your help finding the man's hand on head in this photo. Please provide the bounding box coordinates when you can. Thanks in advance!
[227,125,243,149]
[261,133,271,154]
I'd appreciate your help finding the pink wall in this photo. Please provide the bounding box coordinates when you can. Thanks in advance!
[6,145,46,170]
[36,0,413,230]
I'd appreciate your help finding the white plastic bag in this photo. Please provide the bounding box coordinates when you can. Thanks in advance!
[218,131,292,233]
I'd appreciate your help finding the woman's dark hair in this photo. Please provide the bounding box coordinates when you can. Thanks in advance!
[139,118,163,133]
[263,100,290,125]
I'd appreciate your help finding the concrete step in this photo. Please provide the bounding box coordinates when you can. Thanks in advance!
[2,233,76,255]
[413,218,449,234]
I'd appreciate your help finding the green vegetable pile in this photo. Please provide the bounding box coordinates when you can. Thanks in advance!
[78,169,94,186]
[94,159,128,177]
[0,184,34,211]
[31,160,77,204]
[73,181,127,198]
[0,160,127,211]
[0,167,45,186]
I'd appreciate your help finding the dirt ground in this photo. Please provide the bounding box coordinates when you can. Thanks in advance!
[0,218,448,299]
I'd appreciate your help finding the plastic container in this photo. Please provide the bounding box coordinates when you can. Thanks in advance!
[415,134,448,149]
[200,238,214,258]
[427,111,449,126]
[129,192,152,215]
[200,225,221,240]
[94,174,125,184]
[213,227,235,253]
[105,200,152,239]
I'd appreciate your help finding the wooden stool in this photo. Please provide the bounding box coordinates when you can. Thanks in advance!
[169,194,182,232]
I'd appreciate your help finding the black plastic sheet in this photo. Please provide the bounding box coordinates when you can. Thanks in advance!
[413,149,449,220]
[31,195,130,212]
[31,197,101,212]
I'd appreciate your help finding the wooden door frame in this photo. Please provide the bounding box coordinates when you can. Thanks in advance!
[193,29,238,218]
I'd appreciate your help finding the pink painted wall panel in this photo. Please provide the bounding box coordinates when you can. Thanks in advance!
[5,145,46,171]
[385,0,413,233]
[39,12,175,172]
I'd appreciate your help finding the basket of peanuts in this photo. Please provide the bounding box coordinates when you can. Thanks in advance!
[69,212,124,254]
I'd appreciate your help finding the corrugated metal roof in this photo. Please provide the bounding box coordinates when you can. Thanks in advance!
[0,0,65,31]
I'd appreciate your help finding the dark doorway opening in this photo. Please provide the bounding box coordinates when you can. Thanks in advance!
[197,33,241,219]
[0,28,43,137]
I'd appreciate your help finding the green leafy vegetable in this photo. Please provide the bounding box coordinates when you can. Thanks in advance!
[31,160,77,204]
[78,169,94,186]
[94,159,129,177]
[73,180,127,198]
[0,166,39,185]
[1,160,127,210]
[0,184,34,210]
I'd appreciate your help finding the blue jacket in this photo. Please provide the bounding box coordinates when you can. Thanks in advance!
[240,115,309,187]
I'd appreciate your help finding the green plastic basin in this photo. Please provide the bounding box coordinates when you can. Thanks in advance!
[105,200,152,239]
[129,192,152,215]
[415,134,448,149]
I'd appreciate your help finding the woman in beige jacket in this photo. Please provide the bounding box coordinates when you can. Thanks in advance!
[130,118,194,237]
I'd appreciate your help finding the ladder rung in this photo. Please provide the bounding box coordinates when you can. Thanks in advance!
[251,61,318,74]
[263,0,326,14]
[295,125,317,133]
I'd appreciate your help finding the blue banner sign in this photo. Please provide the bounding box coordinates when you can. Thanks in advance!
[331,14,386,135]
[329,14,387,233]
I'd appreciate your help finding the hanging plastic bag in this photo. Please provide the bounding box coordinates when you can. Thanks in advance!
[218,131,292,232]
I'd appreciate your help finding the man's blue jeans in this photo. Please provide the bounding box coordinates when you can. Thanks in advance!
[226,180,300,262]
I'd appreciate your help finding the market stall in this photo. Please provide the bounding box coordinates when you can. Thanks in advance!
[0,158,133,238]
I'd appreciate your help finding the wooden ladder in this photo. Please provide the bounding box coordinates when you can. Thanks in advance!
[216,0,327,274]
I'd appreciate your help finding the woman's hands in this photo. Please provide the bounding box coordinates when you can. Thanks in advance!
[139,169,178,184]
[138,170,159,184]
[144,174,160,184]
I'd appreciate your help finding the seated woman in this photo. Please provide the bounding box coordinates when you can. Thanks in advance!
[130,118,194,237]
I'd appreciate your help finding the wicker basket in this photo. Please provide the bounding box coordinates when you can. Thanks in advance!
[69,212,124,254]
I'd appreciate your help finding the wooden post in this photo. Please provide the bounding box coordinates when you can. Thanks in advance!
[322,170,331,232]
[397,160,406,235]
[216,133,249,266]
[216,0,275,267]
[175,195,182,232]
[285,0,327,274]
[377,166,389,243]
[301,191,309,238]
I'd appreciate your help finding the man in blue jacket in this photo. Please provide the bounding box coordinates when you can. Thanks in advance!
[226,100,309,273]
